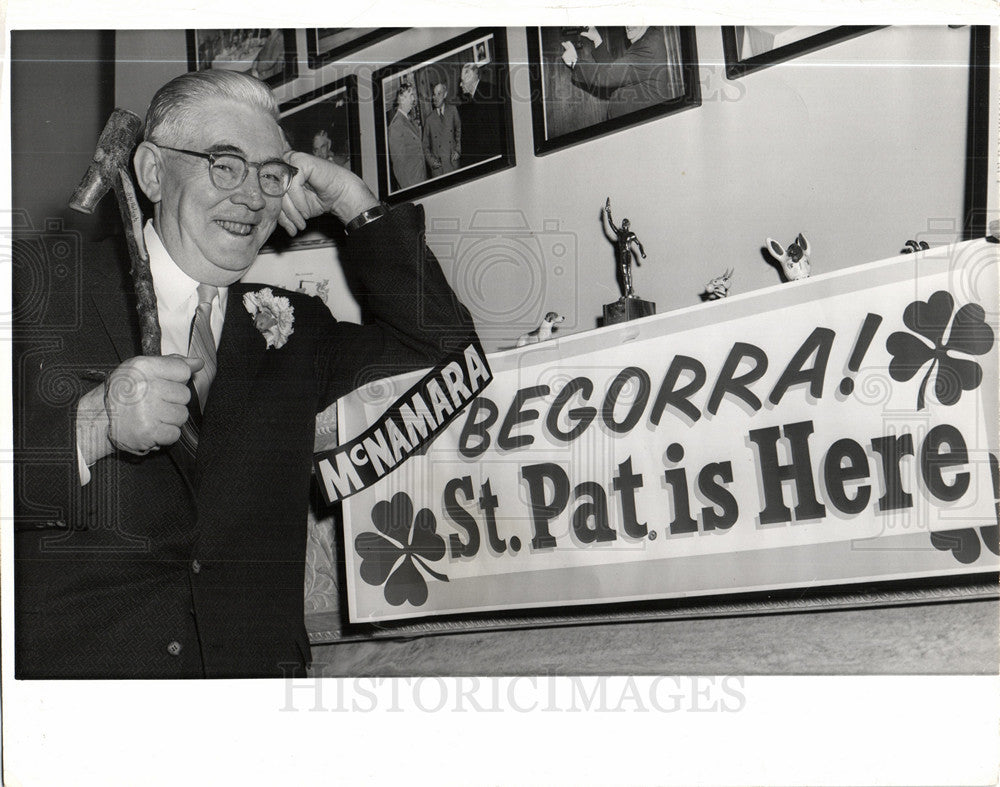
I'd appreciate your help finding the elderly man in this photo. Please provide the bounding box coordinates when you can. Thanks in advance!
[387,81,426,189]
[457,63,502,168]
[13,70,477,678]
[422,81,461,177]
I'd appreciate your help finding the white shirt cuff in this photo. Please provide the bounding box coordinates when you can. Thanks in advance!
[77,443,92,486]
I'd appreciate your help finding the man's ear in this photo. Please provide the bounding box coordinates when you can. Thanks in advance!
[133,142,163,203]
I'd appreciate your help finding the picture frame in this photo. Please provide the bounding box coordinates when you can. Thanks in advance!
[261,74,362,253]
[279,74,362,179]
[722,25,884,79]
[186,28,298,89]
[305,28,405,69]
[526,26,701,156]
[963,26,992,240]
[371,27,516,202]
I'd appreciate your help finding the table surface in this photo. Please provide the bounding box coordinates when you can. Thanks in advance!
[307,597,998,676]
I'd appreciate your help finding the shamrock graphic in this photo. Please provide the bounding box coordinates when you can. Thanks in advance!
[886,291,994,410]
[930,454,1000,564]
[930,527,999,564]
[355,492,448,607]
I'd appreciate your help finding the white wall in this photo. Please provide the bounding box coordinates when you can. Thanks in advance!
[116,26,979,350]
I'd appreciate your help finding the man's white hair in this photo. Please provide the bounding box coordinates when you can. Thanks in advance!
[144,70,279,144]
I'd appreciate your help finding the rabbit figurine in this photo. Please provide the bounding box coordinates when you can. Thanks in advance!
[766,234,811,281]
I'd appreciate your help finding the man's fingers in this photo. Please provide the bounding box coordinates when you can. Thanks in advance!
[182,356,205,374]
[281,192,308,231]
[152,422,182,447]
[278,210,299,236]
[560,42,578,67]
[150,354,203,382]
[283,152,332,219]
[158,402,190,428]
[159,379,193,405]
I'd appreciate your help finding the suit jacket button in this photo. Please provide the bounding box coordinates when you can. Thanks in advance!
[167,641,182,656]
[191,559,202,574]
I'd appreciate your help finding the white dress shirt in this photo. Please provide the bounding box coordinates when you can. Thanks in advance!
[78,222,228,484]
[146,221,228,354]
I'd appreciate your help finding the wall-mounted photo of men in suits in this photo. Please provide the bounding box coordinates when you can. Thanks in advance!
[373,27,515,202]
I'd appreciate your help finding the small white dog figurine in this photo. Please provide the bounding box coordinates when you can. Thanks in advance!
[516,312,565,347]
[766,234,811,281]
[704,268,734,300]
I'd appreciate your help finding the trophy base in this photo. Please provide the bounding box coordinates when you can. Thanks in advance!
[603,297,656,326]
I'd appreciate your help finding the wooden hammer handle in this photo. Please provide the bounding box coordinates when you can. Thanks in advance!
[114,167,161,356]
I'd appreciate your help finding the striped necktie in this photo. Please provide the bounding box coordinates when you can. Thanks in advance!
[188,283,219,413]
[178,284,218,456]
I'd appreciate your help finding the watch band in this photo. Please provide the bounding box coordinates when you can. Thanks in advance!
[344,203,390,235]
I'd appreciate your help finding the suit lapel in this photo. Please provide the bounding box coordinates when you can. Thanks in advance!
[193,284,266,485]
[91,292,140,363]
[406,115,421,141]
[88,252,141,364]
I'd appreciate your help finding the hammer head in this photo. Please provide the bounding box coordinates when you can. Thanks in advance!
[69,108,144,214]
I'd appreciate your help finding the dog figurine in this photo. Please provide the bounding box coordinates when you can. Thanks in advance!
[900,239,930,254]
[766,234,811,281]
[516,312,565,347]
[703,269,734,300]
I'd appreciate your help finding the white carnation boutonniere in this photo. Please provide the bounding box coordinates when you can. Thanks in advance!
[243,287,294,349]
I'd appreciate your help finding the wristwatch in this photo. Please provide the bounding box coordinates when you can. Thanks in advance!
[344,203,390,235]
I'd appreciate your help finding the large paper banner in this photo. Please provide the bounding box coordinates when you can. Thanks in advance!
[340,240,999,623]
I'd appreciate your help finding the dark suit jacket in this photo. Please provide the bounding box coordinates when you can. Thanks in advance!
[458,81,502,168]
[422,104,461,177]
[572,28,673,119]
[13,204,476,678]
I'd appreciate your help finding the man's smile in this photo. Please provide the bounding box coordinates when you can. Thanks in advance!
[214,219,257,237]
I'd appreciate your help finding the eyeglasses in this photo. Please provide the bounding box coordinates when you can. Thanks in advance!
[155,145,298,198]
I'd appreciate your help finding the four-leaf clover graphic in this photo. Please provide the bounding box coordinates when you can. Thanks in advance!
[886,291,994,410]
[355,492,448,607]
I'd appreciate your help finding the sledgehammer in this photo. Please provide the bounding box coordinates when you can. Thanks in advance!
[70,108,161,356]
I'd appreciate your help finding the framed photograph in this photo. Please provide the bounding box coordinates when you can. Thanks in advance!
[371,27,515,202]
[186,28,298,89]
[279,74,361,177]
[527,26,700,156]
[722,26,884,79]
[306,28,404,69]
[262,74,362,253]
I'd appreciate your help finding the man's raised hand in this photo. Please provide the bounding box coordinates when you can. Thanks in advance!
[279,151,379,234]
